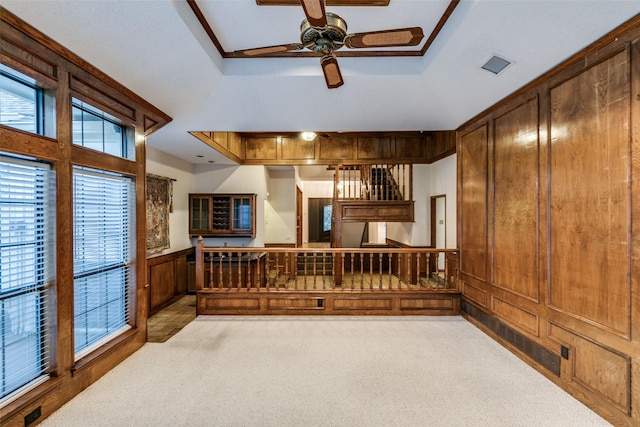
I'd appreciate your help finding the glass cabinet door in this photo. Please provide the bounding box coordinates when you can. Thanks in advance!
[191,197,209,230]
[233,197,252,230]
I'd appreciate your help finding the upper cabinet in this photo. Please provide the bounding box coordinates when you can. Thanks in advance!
[189,193,256,237]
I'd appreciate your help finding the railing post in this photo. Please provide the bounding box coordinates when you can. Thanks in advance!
[334,252,342,287]
[195,236,204,291]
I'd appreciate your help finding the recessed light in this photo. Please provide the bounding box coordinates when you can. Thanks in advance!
[196,155,204,158]
[208,160,215,163]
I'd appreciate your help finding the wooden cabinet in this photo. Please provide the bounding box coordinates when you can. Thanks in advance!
[189,193,256,237]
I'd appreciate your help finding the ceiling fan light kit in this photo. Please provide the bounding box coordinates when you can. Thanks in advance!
[233,0,425,89]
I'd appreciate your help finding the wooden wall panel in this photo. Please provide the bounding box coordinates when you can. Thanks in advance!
[356,136,391,160]
[245,136,277,160]
[462,281,487,307]
[319,135,354,160]
[491,296,538,336]
[228,132,244,158]
[548,50,630,335]
[550,324,630,413]
[426,131,456,162]
[630,37,640,346]
[459,125,488,281]
[493,99,539,301]
[395,135,426,160]
[457,19,640,426]
[149,261,175,310]
[213,132,228,150]
[281,136,315,160]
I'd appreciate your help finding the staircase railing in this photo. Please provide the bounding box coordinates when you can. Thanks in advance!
[333,164,412,202]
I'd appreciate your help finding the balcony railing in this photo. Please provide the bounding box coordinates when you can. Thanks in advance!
[333,164,412,202]
[195,240,458,293]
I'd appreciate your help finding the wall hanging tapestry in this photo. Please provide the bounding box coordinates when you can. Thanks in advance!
[146,174,174,253]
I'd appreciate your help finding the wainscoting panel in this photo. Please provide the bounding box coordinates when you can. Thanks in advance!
[491,296,539,337]
[549,323,630,413]
[547,49,631,336]
[459,125,488,282]
[493,98,539,302]
[461,280,487,307]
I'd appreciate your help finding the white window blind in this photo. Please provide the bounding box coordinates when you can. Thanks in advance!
[0,154,54,405]
[73,167,135,359]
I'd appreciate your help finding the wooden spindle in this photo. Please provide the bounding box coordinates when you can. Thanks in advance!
[360,253,364,289]
[379,252,383,290]
[369,252,374,290]
[388,254,393,289]
[322,252,327,289]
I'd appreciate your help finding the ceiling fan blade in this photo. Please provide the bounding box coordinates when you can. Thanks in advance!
[300,0,327,28]
[344,27,424,49]
[234,43,303,57]
[321,55,343,89]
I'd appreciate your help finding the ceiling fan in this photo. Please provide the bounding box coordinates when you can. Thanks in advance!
[233,0,424,89]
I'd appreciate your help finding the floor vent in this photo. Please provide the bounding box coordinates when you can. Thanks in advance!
[461,300,560,376]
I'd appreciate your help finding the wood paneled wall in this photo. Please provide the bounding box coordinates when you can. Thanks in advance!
[190,131,456,165]
[0,9,170,426]
[458,16,640,426]
[147,248,193,314]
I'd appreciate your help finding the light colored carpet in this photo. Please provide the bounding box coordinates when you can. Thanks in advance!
[41,316,610,427]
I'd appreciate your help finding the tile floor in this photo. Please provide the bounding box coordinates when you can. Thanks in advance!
[147,294,197,343]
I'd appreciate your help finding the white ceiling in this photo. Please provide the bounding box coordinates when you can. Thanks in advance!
[3,1,640,166]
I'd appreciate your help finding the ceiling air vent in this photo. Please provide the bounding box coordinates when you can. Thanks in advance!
[481,55,511,75]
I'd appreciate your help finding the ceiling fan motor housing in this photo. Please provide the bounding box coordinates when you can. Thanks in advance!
[300,12,347,55]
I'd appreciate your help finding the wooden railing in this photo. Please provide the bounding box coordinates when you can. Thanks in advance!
[195,239,458,292]
[333,164,412,202]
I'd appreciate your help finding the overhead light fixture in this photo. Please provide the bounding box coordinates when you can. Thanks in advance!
[301,132,317,141]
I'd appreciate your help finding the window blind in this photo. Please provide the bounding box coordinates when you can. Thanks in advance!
[72,167,135,359]
[0,154,54,405]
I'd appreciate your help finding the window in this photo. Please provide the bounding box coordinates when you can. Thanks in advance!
[0,66,43,134]
[73,167,135,359]
[0,154,54,405]
[72,100,134,159]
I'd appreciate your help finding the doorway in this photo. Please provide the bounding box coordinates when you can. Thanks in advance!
[296,186,302,247]
[430,195,446,270]
[308,197,332,243]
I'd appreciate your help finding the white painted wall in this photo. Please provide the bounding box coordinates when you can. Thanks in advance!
[146,146,195,253]
[429,154,457,249]
[264,167,296,244]
[386,154,457,248]
[192,164,268,247]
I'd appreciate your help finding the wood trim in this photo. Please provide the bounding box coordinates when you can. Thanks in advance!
[257,0,390,6]
[198,290,460,316]
[0,126,59,161]
[0,9,171,426]
[187,0,459,59]
[146,247,194,266]
[216,131,454,166]
[420,0,460,56]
